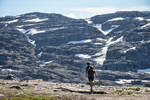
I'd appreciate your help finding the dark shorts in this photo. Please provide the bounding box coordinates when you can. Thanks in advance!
[88,76,94,81]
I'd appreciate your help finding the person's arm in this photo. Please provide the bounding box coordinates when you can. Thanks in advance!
[85,67,88,77]
[94,71,98,78]
[86,71,88,77]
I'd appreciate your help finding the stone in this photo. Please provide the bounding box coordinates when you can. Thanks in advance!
[10,86,22,90]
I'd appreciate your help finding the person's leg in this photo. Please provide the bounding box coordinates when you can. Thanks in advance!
[89,80,93,93]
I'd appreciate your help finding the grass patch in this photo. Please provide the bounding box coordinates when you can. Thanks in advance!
[128,87,140,91]
[1,96,64,100]
[113,89,134,95]
[1,96,92,100]
[0,89,19,95]
[89,94,107,97]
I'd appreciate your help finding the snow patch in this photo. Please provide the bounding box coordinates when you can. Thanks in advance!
[44,61,54,64]
[40,61,54,67]
[16,26,23,28]
[1,19,18,24]
[112,25,120,28]
[140,40,150,44]
[94,43,103,45]
[38,52,43,56]
[49,27,66,31]
[93,24,120,35]
[7,19,18,23]
[135,17,144,21]
[5,24,8,27]
[1,69,17,72]
[17,28,28,34]
[147,19,150,21]
[0,65,3,67]
[115,79,133,84]
[16,16,20,18]
[65,13,76,18]
[141,23,150,28]
[24,18,48,22]
[103,25,120,35]
[85,18,92,24]
[75,54,91,59]
[107,36,123,46]
[123,47,136,53]
[17,28,46,35]
[108,17,124,22]
[94,36,123,65]
[94,46,108,65]
[94,24,106,35]
[93,38,111,65]
[67,39,92,44]
[96,38,106,42]
[17,28,36,47]
[137,68,150,74]
[94,46,108,57]
[16,24,36,28]
[142,80,150,83]
[27,29,46,35]
[95,70,103,72]
[26,37,36,47]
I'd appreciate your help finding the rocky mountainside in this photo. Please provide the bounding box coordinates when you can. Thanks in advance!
[0,11,150,85]
[90,11,150,72]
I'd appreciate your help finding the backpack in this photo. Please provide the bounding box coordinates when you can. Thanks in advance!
[87,66,95,77]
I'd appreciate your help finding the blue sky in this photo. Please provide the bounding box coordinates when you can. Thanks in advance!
[0,0,150,18]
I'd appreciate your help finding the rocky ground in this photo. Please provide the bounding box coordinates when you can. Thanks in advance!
[0,79,150,100]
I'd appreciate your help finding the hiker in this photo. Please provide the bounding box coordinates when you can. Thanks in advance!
[86,62,97,93]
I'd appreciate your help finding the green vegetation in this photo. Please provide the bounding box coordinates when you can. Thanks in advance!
[94,81,104,86]
[1,96,64,100]
[113,89,134,95]
[113,87,141,96]
[128,87,141,91]
[0,89,20,95]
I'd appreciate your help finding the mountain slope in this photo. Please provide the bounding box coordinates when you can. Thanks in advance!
[0,11,150,85]
[88,11,150,72]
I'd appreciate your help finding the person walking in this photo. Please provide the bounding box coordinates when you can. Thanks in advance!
[86,62,97,93]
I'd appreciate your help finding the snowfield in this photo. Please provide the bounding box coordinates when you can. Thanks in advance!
[1,19,18,24]
[49,27,66,31]
[17,28,37,47]
[24,18,48,22]
[115,79,133,84]
[85,18,92,24]
[16,24,37,28]
[1,69,17,72]
[135,17,144,21]
[40,60,54,67]
[75,54,91,59]
[93,36,123,65]
[123,47,136,53]
[93,24,120,35]
[18,28,46,35]
[107,17,124,22]
[26,29,46,35]
[67,39,92,44]
[138,68,150,74]
[141,23,150,28]
[93,46,108,65]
